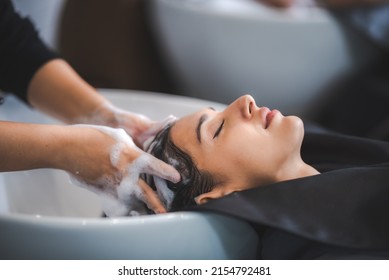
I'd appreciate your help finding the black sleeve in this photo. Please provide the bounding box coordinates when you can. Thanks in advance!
[0,0,59,104]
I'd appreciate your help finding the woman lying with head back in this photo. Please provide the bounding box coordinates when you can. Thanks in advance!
[144,94,389,259]
[145,94,319,211]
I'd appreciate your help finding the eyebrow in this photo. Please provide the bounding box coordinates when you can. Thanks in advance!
[196,114,208,144]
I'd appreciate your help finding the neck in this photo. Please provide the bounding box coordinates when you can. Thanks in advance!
[275,155,320,183]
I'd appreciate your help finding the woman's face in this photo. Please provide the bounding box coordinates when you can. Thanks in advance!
[170,95,304,203]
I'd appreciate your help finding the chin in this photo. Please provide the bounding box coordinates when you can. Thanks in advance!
[285,115,305,143]
[293,116,304,132]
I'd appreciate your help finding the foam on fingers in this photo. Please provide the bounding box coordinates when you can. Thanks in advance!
[67,124,157,217]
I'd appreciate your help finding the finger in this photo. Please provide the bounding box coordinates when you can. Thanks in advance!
[137,115,177,146]
[138,153,181,183]
[153,176,174,209]
[137,179,167,214]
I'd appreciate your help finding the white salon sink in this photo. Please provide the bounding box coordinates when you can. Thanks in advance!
[0,89,258,259]
[149,0,380,116]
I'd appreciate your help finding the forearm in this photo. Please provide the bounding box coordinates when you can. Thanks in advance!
[0,121,117,179]
[27,59,113,124]
[0,121,67,171]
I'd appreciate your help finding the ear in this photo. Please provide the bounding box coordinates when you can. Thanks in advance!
[194,189,223,205]
[194,183,237,205]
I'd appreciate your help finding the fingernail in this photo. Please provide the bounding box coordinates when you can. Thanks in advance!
[155,208,167,214]
[171,171,181,183]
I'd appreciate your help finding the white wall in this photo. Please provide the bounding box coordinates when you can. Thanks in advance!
[11,0,66,49]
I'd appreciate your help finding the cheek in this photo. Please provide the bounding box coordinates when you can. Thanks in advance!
[223,131,258,162]
[221,135,265,172]
[221,125,268,161]
[210,137,255,175]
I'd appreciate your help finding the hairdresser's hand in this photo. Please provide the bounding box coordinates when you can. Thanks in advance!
[0,121,179,215]
[80,102,175,148]
[112,109,176,148]
[64,125,180,216]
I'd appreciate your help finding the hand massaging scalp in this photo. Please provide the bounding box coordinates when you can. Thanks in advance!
[68,124,152,216]
[69,115,178,216]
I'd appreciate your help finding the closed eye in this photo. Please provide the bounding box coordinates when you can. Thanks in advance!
[213,120,224,139]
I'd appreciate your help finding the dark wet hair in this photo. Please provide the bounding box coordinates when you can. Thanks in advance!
[146,123,216,211]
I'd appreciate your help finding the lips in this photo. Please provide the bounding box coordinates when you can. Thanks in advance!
[265,109,279,129]
[257,107,279,129]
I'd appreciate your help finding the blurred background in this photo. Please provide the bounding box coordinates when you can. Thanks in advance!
[11,0,389,140]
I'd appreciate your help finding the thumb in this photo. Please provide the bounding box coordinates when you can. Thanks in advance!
[136,179,167,214]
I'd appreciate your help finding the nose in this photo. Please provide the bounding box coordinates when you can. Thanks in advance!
[226,94,256,119]
[221,94,256,121]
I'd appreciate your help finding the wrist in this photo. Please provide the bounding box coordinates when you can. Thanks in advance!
[54,125,118,179]
[79,102,149,138]
[78,102,121,128]
[42,125,78,171]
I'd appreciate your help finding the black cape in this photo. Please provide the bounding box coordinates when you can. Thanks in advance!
[192,124,389,259]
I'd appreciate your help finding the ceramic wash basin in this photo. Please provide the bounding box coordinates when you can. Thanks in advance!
[0,89,258,259]
[149,0,379,116]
